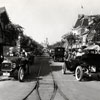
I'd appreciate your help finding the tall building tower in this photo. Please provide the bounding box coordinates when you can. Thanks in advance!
[45,37,49,47]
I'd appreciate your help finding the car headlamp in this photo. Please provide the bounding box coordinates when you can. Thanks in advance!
[12,63,16,68]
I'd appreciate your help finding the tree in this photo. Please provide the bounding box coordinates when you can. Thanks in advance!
[3,23,23,46]
[66,33,76,46]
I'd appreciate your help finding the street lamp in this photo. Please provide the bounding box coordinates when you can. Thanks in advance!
[17,35,21,53]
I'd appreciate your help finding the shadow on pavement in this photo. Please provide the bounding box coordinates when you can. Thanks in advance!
[64,72,74,75]
[38,57,63,77]
[80,73,100,82]
[50,65,62,72]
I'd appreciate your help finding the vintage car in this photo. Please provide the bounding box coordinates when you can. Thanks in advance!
[53,47,65,62]
[1,55,30,82]
[63,45,100,81]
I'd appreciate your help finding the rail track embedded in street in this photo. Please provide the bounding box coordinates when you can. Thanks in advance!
[23,56,69,100]
[50,65,69,100]
[22,65,42,100]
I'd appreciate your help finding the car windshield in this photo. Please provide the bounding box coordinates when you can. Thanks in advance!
[3,46,18,57]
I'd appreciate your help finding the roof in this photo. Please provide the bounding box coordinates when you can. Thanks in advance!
[0,7,10,25]
[0,7,6,14]
[74,18,82,28]
[74,17,88,28]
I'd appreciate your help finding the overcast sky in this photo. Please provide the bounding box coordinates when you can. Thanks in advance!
[0,0,100,44]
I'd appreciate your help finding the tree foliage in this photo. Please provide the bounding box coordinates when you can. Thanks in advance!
[3,23,23,46]
[65,33,76,46]
[20,35,43,52]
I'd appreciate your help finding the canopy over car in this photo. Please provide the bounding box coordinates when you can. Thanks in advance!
[84,44,100,51]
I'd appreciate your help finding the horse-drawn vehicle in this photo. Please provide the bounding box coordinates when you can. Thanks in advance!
[63,45,100,81]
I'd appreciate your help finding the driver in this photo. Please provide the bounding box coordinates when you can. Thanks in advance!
[76,49,84,57]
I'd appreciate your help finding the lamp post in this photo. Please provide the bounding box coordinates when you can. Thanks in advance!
[17,35,21,54]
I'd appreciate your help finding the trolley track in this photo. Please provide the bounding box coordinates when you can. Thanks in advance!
[22,56,69,100]
[23,64,42,100]
[50,66,69,100]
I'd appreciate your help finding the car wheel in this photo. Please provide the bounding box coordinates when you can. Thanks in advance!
[18,67,24,82]
[75,66,83,81]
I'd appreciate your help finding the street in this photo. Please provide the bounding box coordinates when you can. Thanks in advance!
[0,54,100,100]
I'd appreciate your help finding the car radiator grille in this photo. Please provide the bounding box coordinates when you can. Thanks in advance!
[1,63,12,71]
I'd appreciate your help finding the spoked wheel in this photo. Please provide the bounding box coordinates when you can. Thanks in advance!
[18,67,25,82]
[75,66,83,81]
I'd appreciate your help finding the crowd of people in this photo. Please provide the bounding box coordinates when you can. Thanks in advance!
[65,42,100,61]
[6,47,28,57]
[62,42,100,74]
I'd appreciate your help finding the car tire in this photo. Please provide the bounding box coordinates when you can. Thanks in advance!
[18,67,24,82]
[75,66,83,81]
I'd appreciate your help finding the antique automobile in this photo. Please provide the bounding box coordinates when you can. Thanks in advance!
[53,47,65,62]
[1,53,30,82]
[63,45,100,81]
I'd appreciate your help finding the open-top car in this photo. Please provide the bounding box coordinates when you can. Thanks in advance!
[1,52,30,82]
[63,45,100,81]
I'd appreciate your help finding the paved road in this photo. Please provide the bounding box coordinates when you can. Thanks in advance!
[50,59,100,100]
[0,57,39,100]
[0,55,100,100]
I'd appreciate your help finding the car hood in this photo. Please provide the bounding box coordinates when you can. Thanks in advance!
[3,56,21,64]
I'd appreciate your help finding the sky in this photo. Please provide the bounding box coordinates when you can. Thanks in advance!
[0,0,100,44]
